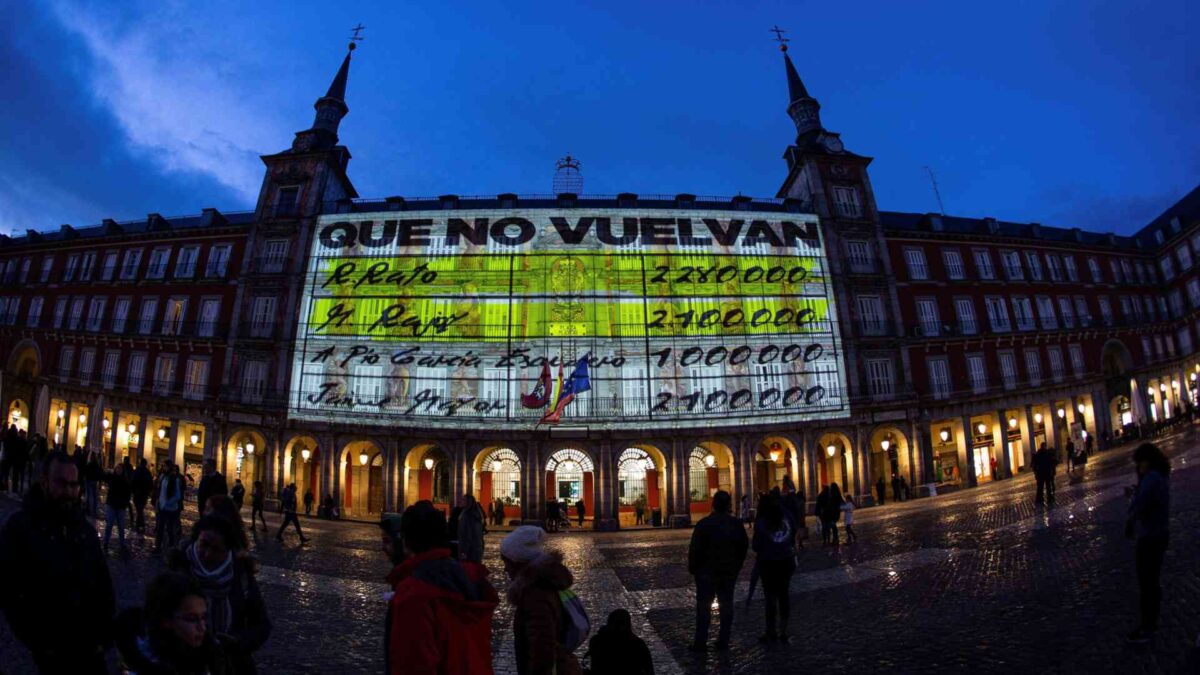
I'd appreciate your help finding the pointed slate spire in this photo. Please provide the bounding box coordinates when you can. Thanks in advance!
[783,50,809,102]
[293,43,355,152]
[325,49,352,101]
[779,43,821,140]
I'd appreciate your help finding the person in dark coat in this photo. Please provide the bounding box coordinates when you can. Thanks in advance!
[500,526,583,675]
[575,498,586,527]
[458,494,486,564]
[815,486,830,544]
[131,458,154,534]
[103,462,133,551]
[875,476,886,505]
[168,516,271,672]
[781,476,805,549]
[4,424,29,494]
[197,459,228,513]
[687,490,749,652]
[587,608,654,675]
[276,483,307,543]
[752,492,797,643]
[231,479,246,511]
[822,483,845,546]
[1124,443,1171,644]
[891,474,902,503]
[0,451,115,673]
[115,571,234,675]
[899,476,909,500]
[303,489,314,515]
[1033,443,1059,505]
[250,480,268,530]
[545,499,560,533]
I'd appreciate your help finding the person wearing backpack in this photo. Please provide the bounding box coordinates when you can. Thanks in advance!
[501,525,586,675]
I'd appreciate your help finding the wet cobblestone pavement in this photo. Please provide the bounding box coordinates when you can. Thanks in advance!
[2,427,1199,673]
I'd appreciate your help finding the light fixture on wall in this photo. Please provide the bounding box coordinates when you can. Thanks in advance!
[976,422,987,435]
[704,454,716,468]
[127,422,137,435]
[102,418,110,430]
[1008,417,1018,429]
[1159,383,1167,392]
[301,448,311,462]
[880,437,891,452]
[424,457,435,470]
[57,408,65,420]
[10,409,20,421]
[359,452,369,466]
[245,442,255,455]
[939,428,951,443]
[1056,408,1066,419]
[157,427,167,440]
[1172,380,1180,390]
[78,413,87,425]
[769,448,781,463]
[825,444,837,457]
[1077,403,1086,414]
[491,459,502,473]
[190,432,201,446]
[1034,412,1043,425]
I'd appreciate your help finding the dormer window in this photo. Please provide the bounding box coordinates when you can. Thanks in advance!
[275,186,300,217]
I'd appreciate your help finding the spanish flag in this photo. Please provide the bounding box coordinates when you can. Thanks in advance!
[538,356,591,425]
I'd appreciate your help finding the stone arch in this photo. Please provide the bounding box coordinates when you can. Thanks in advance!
[6,398,29,433]
[3,339,41,436]
[5,338,41,379]
[615,444,668,526]
[473,446,522,523]
[689,440,736,515]
[404,443,452,510]
[545,447,595,526]
[339,438,385,517]
[1100,338,1134,379]
[224,428,268,487]
[814,430,855,493]
[753,434,800,494]
[283,434,322,506]
[868,425,911,493]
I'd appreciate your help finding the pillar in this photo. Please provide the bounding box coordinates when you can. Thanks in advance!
[1021,404,1038,470]
[136,416,150,463]
[958,414,976,488]
[1091,389,1111,447]
[107,407,121,464]
[914,421,932,485]
[324,435,340,508]
[857,427,871,501]
[270,435,283,496]
[1043,402,1060,452]
[167,422,181,469]
[993,410,1010,479]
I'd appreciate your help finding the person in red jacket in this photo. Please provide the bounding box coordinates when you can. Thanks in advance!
[381,500,499,675]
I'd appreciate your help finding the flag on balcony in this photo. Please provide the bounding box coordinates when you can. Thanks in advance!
[520,363,553,409]
[538,356,591,425]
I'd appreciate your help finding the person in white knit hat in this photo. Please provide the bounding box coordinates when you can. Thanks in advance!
[500,526,583,675]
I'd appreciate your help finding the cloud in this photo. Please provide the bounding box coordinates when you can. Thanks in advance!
[1040,183,1191,235]
[0,171,100,238]
[47,1,287,204]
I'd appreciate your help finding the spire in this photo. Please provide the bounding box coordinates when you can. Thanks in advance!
[291,33,361,153]
[779,43,822,141]
[783,50,809,102]
[324,49,352,101]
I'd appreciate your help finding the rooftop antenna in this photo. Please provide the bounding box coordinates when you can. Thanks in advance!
[553,154,583,194]
[924,166,945,215]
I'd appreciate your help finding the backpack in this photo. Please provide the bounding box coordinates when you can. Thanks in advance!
[558,589,591,652]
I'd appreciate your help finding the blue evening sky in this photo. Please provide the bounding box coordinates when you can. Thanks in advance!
[1,0,1195,237]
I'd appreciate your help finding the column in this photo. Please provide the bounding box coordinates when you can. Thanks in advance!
[959,414,976,488]
[595,441,614,527]
[525,442,542,523]
[1091,389,1111,448]
[324,435,340,509]
[1021,404,1038,470]
[107,407,122,464]
[993,410,1011,479]
[858,428,872,502]
[269,435,283,497]
[167,422,182,468]
[914,421,932,486]
[1043,402,1060,452]
[65,403,80,450]
[136,416,150,463]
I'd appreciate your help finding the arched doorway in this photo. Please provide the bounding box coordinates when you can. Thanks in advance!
[475,447,522,523]
[545,448,594,526]
[405,445,452,513]
[6,399,29,433]
[689,441,735,516]
[616,446,666,527]
[284,435,322,508]
[754,436,798,494]
[868,426,910,497]
[341,440,385,517]
[4,340,40,437]
[814,431,853,492]
[226,430,267,488]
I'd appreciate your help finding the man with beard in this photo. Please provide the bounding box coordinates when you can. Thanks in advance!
[0,451,115,673]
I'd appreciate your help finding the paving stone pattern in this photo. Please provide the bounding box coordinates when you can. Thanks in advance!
[1,430,1199,673]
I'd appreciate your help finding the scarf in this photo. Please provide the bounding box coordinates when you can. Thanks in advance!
[186,543,235,636]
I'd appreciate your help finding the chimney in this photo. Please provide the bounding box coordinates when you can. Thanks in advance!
[147,213,170,231]
[498,193,518,209]
[983,217,999,235]
[675,193,696,209]
[385,196,406,211]
[1029,222,1041,238]
[928,214,944,231]
[59,224,78,239]
[617,193,638,208]
[731,195,752,211]
[201,208,227,227]
[438,194,459,210]
[102,218,123,235]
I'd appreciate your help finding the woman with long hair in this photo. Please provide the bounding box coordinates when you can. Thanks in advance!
[751,492,796,643]
[1125,442,1170,644]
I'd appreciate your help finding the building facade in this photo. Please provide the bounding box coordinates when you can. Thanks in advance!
[0,44,1196,525]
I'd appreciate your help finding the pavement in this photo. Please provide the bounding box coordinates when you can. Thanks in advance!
[2,430,1199,674]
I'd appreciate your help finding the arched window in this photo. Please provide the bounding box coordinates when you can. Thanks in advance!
[422,447,451,503]
[484,447,522,505]
[547,448,592,501]
[689,447,711,502]
[617,448,653,506]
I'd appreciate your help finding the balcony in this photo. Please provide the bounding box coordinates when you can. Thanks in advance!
[240,320,279,340]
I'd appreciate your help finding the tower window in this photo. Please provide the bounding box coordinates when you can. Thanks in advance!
[275,186,300,217]
[831,186,862,219]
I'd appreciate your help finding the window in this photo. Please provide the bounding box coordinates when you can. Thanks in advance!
[153,354,176,396]
[479,369,507,416]
[1001,251,1023,280]
[161,298,187,336]
[58,346,75,382]
[241,360,268,403]
[1057,297,1075,329]
[915,298,940,336]
[119,249,142,280]
[101,252,118,281]
[68,297,85,330]
[249,296,277,337]
[928,358,950,399]
[998,351,1018,390]
[274,186,300,217]
[1036,296,1057,330]
[1178,246,1193,271]
[39,256,53,283]
[146,248,170,279]
[127,353,146,393]
[261,240,289,273]
[1143,296,1155,321]
[1063,256,1079,282]
[52,298,67,328]
[205,244,232,278]
[955,298,978,334]
[1074,296,1091,326]
[175,246,200,278]
[1155,230,1165,244]
[857,295,886,335]
[866,358,895,397]
[1110,260,1123,284]
[831,186,862,218]
[64,254,79,282]
[1046,254,1063,281]
[1193,234,1200,255]
[1098,296,1113,326]
[688,447,711,501]
[1012,297,1035,331]
[904,248,929,280]
[1025,251,1043,280]
[183,359,210,400]
[846,241,873,273]
[425,235,455,260]
[78,348,96,385]
[198,299,220,337]
[966,354,987,394]
[18,259,30,283]
[86,297,107,331]
[1159,256,1175,281]
[942,249,965,279]
[101,351,119,389]
[1087,257,1103,283]
[79,252,96,281]
[0,297,15,325]
[1,261,13,283]
[1121,259,1134,284]
[1047,347,1065,383]
[1024,349,1042,386]
[112,298,131,333]
[751,363,785,404]
[1188,279,1200,309]
[1168,291,1184,319]
[1068,344,1085,376]
[138,298,158,334]
[984,296,1010,332]
[973,249,995,280]
[27,297,43,327]
[688,364,724,404]
[1178,328,1193,356]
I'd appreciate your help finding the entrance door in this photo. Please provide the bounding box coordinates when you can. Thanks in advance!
[368,465,384,514]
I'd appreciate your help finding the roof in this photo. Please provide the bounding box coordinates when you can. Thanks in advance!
[325,193,811,215]
[880,210,1138,250]
[0,210,256,248]
[783,51,810,102]
[1131,184,1200,249]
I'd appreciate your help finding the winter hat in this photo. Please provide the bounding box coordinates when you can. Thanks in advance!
[500,525,546,564]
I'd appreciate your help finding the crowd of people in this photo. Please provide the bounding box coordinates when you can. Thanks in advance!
[0,423,1180,672]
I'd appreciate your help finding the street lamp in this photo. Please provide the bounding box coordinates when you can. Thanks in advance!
[78,412,87,425]
[1056,408,1066,419]
[1008,417,1018,429]
[1160,383,1168,392]
[1172,380,1180,390]
[1034,412,1044,425]
[939,428,951,443]
[102,418,110,430]
[301,448,311,462]
[157,427,167,440]
[704,454,716,468]
[880,437,891,452]
[825,444,837,458]
[126,422,137,435]
[769,448,781,462]
[976,422,987,435]
[424,457,435,471]
[190,431,201,445]
[359,452,369,466]
[57,408,65,420]
[245,442,255,455]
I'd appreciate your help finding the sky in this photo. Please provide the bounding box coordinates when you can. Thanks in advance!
[0,0,1195,237]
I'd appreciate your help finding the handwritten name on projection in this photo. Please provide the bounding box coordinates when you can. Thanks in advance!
[317,216,819,251]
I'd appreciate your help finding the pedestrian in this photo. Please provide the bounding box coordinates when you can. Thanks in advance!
[586,609,654,675]
[197,459,228,514]
[687,490,749,653]
[1033,443,1059,505]
[321,492,335,518]
[0,424,12,493]
[823,483,844,546]
[546,499,560,533]
[575,497,586,527]
[202,494,252,553]
[500,526,586,675]
[276,483,308,543]
[448,497,464,557]
[458,493,486,564]
[1124,443,1171,644]
[752,492,796,644]
[380,502,498,674]
[154,460,184,554]
[303,489,314,516]
[231,478,246,511]
[114,572,234,675]
[740,493,752,525]
[1065,440,1075,472]
[0,451,115,673]
[103,462,133,551]
[891,473,901,503]
[634,497,645,525]
[488,499,498,526]
[781,476,805,549]
[1086,434,1095,456]
[250,480,268,530]
[84,449,103,517]
[875,476,885,505]
[6,424,29,494]
[168,515,271,671]
[131,458,153,535]
[841,495,858,543]
[899,476,909,500]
